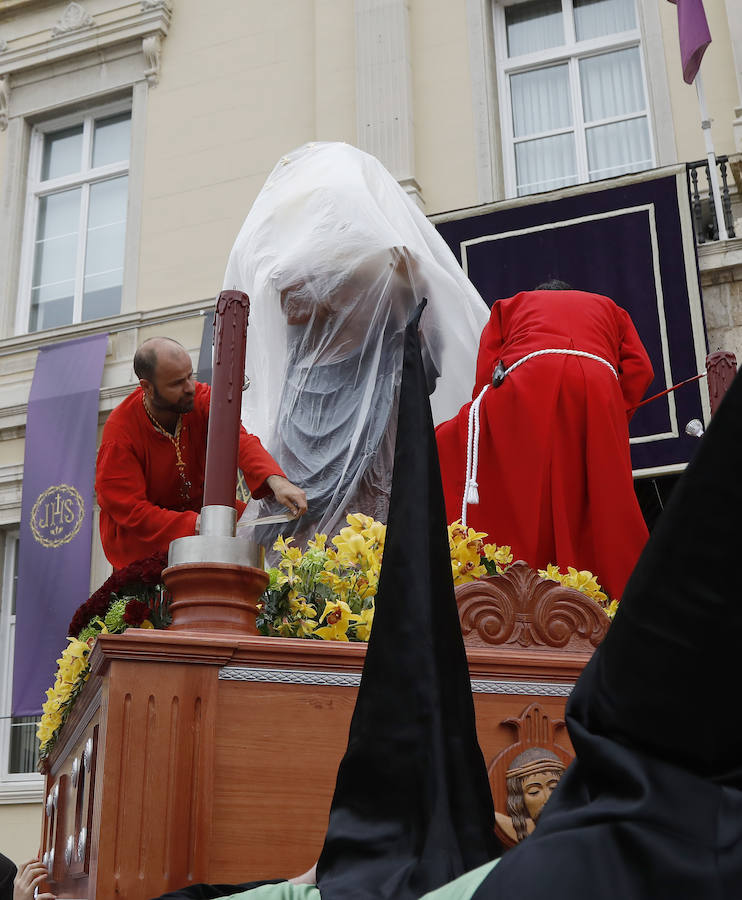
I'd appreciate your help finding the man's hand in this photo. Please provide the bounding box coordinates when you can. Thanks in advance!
[266,475,308,518]
[14,858,56,900]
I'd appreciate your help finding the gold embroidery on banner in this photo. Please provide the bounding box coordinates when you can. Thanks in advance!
[30,484,85,548]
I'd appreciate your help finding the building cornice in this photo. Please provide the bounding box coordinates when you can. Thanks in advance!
[0,2,171,78]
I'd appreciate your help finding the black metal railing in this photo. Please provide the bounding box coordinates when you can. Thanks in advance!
[686,155,737,243]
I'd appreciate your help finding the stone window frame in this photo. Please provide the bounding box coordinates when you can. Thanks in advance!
[0,530,43,803]
[0,0,172,340]
[16,97,133,335]
[465,0,676,203]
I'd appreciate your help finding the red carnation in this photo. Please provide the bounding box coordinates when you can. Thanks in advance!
[123,599,149,627]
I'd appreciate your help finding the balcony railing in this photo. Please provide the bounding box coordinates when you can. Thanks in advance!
[686,156,737,243]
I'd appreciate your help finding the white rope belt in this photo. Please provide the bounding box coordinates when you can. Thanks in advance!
[461,349,618,528]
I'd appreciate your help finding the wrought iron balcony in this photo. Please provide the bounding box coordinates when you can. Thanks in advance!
[686,155,738,243]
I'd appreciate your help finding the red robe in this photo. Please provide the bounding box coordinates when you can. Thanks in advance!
[435,290,653,600]
[95,382,284,569]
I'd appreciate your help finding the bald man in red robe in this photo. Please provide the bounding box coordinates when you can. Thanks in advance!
[96,337,306,569]
[435,283,653,601]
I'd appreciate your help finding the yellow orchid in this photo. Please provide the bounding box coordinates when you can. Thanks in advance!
[276,617,295,638]
[538,563,563,582]
[351,605,375,641]
[537,563,614,614]
[289,596,317,619]
[605,599,619,619]
[345,512,375,532]
[272,534,294,555]
[307,533,327,551]
[279,545,303,567]
[296,618,318,637]
[315,599,353,642]
[483,543,513,569]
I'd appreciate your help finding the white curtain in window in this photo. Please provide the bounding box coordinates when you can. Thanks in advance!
[505,0,564,57]
[586,116,652,180]
[511,63,572,136]
[573,0,636,42]
[516,132,578,195]
[580,47,644,122]
[83,176,127,321]
[30,188,81,331]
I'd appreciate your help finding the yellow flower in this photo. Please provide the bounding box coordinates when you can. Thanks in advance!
[276,617,295,638]
[334,530,367,557]
[605,599,619,619]
[315,599,352,642]
[362,520,386,548]
[307,533,327,551]
[346,512,375,532]
[351,605,375,641]
[289,596,317,619]
[296,618,317,637]
[538,563,562,582]
[140,619,155,629]
[273,534,294,555]
[483,543,513,567]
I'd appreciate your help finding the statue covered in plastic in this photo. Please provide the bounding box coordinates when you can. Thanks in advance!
[223,141,489,549]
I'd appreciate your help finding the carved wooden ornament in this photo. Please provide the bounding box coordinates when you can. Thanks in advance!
[455,561,610,651]
[487,702,573,848]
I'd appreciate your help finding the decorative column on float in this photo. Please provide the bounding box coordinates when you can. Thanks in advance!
[162,290,268,635]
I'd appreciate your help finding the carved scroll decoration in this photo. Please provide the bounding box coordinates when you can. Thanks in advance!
[143,34,162,84]
[455,561,610,651]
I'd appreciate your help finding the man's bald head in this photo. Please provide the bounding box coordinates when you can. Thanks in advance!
[134,337,190,382]
[136,337,196,419]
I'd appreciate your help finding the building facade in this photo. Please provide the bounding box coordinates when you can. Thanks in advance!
[0,0,740,861]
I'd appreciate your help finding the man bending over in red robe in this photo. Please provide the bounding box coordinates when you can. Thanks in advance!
[435,281,653,601]
[95,336,307,569]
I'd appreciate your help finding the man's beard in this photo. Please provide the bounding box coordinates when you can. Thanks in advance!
[151,386,195,414]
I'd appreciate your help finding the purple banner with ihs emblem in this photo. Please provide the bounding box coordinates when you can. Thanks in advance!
[13,333,108,716]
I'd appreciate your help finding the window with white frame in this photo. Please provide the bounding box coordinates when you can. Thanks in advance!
[494,0,655,198]
[0,531,42,790]
[18,101,132,334]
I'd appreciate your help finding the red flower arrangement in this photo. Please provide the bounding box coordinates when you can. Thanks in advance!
[67,550,169,638]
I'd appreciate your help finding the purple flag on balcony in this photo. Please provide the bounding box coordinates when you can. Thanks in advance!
[668,0,711,84]
[12,333,107,717]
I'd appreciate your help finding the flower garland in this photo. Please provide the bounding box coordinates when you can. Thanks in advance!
[38,551,169,758]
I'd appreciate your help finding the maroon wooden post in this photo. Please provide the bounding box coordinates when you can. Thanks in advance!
[706,351,738,415]
[163,288,267,635]
[203,290,250,508]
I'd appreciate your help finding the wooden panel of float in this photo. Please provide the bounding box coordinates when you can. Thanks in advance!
[39,564,608,899]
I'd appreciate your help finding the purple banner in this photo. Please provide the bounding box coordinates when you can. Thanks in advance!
[668,0,711,84]
[12,333,108,717]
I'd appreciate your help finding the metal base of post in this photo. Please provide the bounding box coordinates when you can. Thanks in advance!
[165,505,267,635]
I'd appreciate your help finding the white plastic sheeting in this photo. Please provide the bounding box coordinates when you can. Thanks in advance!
[223,141,489,549]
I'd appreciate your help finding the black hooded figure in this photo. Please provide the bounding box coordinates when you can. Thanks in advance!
[316,299,501,899]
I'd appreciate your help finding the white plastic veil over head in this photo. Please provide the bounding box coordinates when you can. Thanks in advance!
[223,141,489,548]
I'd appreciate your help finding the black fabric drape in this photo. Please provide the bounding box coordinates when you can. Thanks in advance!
[0,853,16,900]
[472,367,742,898]
[315,299,501,900]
